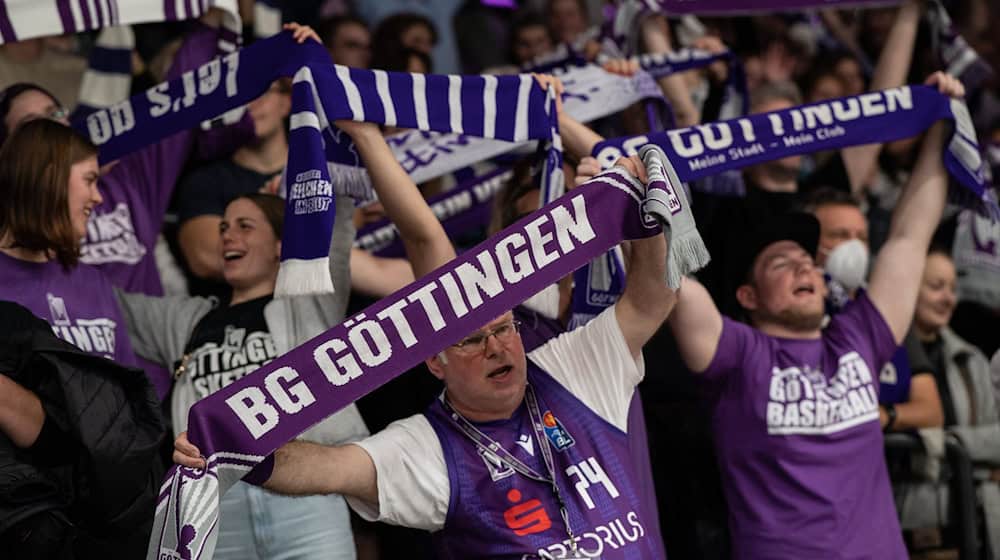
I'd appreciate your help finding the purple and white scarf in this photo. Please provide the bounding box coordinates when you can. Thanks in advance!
[149,157,700,560]
[0,0,241,118]
[927,0,995,95]
[74,30,565,297]
[593,85,997,219]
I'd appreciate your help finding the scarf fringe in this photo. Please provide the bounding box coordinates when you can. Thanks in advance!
[275,257,333,298]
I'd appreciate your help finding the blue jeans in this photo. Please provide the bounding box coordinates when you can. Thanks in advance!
[213,481,356,560]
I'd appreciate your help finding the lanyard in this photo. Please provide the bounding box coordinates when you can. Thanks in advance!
[442,385,581,557]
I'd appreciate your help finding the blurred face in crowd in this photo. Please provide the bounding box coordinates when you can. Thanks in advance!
[329,21,371,68]
[813,203,869,266]
[248,81,291,141]
[834,57,865,97]
[808,74,846,104]
[914,252,958,338]
[513,24,554,65]
[401,22,435,54]
[738,240,827,332]
[67,156,102,240]
[220,198,281,294]
[427,312,528,421]
[750,97,802,179]
[548,0,588,44]
[4,89,69,136]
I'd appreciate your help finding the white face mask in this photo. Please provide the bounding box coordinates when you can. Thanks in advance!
[824,239,869,292]
[521,283,561,320]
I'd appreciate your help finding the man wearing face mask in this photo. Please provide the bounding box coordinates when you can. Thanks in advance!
[801,188,943,433]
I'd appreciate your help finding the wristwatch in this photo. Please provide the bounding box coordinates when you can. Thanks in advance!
[883,404,897,432]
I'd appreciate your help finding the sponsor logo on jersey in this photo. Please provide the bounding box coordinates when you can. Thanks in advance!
[541,411,575,451]
[504,489,552,536]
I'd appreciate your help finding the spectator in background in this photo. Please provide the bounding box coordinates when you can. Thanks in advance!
[364,8,461,74]
[897,248,1000,555]
[0,36,87,112]
[510,12,555,66]
[546,0,590,45]
[801,188,943,432]
[319,14,371,68]
[175,78,291,297]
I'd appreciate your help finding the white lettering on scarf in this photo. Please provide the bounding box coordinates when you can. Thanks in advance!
[225,193,597,439]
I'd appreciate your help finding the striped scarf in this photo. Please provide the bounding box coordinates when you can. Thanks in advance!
[76,31,565,298]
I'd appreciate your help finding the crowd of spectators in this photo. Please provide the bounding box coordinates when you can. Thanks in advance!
[1,0,1000,558]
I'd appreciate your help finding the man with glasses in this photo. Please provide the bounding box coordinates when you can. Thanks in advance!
[175,156,675,559]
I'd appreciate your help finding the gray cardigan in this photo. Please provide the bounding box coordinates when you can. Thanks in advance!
[116,198,369,446]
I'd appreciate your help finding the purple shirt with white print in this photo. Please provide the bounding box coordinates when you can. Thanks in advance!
[0,252,139,368]
[702,293,906,559]
[79,22,253,296]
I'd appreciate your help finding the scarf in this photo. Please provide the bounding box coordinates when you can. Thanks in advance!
[608,0,900,17]
[0,0,241,47]
[149,157,699,560]
[592,85,997,219]
[928,0,995,95]
[73,31,566,297]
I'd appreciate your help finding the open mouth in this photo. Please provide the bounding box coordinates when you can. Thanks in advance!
[793,284,816,295]
[223,250,246,262]
[488,365,513,379]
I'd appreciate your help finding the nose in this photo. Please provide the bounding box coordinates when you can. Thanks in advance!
[91,184,103,205]
[483,332,505,358]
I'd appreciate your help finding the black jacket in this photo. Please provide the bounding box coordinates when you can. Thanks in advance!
[0,301,165,559]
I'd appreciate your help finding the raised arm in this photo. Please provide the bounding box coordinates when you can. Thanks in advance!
[641,15,700,128]
[338,121,456,278]
[668,276,724,373]
[174,433,379,504]
[868,73,963,343]
[611,157,677,357]
[841,0,922,193]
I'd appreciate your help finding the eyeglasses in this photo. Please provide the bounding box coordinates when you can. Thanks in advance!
[451,320,522,356]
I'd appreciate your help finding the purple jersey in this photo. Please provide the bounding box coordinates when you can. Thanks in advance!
[0,252,139,368]
[514,304,666,558]
[424,362,660,559]
[78,22,253,296]
[702,293,906,559]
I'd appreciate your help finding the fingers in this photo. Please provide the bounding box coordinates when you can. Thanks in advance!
[601,58,640,77]
[924,71,965,99]
[532,73,565,114]
[284,22,322,45]
[614,154,647,183]
[173,431,206,469]
[574,156,602,186]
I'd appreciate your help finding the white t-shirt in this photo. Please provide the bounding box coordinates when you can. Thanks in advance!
[347,306,644,531]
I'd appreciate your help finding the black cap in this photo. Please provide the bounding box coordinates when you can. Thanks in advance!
[733,211,821,287]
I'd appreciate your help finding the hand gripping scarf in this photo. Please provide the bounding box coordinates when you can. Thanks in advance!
[148,154,705,560]
[73,30,565,297]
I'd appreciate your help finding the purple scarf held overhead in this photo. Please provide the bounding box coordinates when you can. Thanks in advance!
[0,0,242,46]
[74,30,565,297]
[611,0,900,16]
[593,85,997,219]
[149,163,688,560]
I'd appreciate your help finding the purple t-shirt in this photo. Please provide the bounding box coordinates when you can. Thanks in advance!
[702,294,906,559]
[77,22,253,296]
[0,252,139,368]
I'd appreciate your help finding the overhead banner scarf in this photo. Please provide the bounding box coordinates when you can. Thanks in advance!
[149,164,679,560]
[0,0,241,46]
[592,85,998,220]
[608,0,900,17]
[74,31,565,296]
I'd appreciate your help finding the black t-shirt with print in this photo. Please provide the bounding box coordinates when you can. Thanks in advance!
[182,295,278,401]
